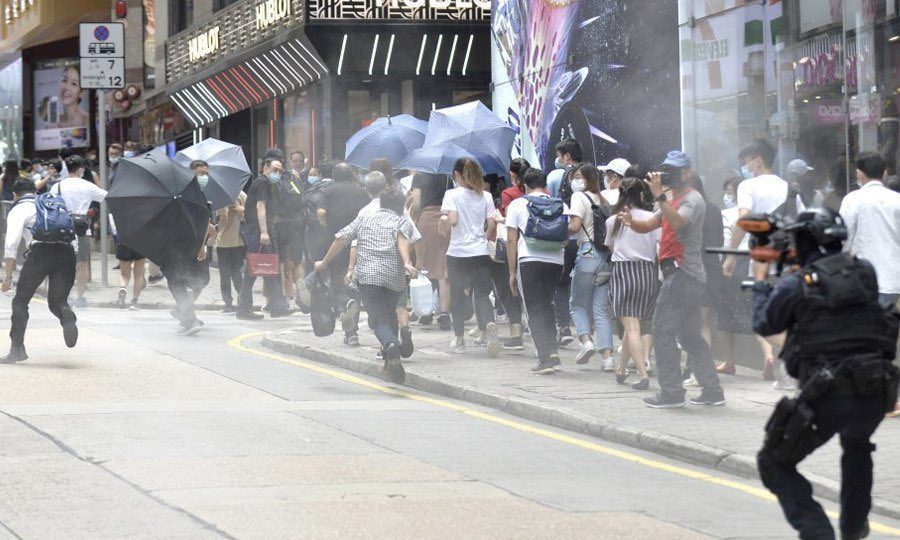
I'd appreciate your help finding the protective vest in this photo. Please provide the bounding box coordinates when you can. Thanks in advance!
[782,253,896,376]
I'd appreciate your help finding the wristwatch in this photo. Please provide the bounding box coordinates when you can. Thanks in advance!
[656,193,668,203]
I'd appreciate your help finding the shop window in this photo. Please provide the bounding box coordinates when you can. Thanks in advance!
[214,0,241,11]
[169,0,194,35]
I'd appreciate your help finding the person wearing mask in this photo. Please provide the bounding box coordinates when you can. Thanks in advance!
[506,168,567,373]
[289,151,308,183]
[107,143,123,187]
[839,151,900,308]
[547,139,582,347]
[722,138,789,383]
[1,179,78,362]
[598,158,631,206]
[236,157,294,320]
[624,151,725,408]
[408,171,452,330]
[27,159,45,184]
[500,158,530,216]
[216,191,247,314]
[440,157,500,356]
[564,163,615,370]
[315,189,418,383]
[262,148,307,303]
[317,161,370,345]
[605,177,660,390]
[50,155,107,308]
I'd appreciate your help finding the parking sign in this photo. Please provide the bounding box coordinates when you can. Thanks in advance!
[79,22,125,89]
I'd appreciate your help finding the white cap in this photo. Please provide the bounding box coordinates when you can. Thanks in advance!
[599,158,631,177]
[787,159,814,176]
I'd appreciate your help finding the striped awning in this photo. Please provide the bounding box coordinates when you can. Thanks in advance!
[169,35,328,127]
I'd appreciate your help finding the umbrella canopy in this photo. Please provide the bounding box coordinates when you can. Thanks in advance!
[345,115,428,169]
[173,137,251,211]
[107,147,211,267]
[399,142,508,177]
[423,101,516,172]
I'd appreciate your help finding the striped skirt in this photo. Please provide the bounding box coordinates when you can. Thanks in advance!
[609,260,659,319]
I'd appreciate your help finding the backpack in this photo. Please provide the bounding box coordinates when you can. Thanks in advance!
[522,195,569,251]
[274,173,306,217]
[31,192,77,243]
[577,192,612,253]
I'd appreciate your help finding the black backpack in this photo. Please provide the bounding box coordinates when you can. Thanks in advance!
[577,192,612,253]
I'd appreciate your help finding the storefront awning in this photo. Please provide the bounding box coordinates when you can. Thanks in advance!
[168,35,328,128]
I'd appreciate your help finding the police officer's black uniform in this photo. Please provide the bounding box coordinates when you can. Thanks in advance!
[752,208,899,540]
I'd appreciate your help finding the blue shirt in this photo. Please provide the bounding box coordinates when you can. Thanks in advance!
[547,168,565,198]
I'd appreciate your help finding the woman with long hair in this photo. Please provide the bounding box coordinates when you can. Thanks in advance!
[605,176,660,390]
[565,163,615,368]
[409,171,451,329]
[500,158,530,216]
[440,157,500,356]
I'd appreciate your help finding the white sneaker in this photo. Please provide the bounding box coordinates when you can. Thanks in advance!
[575,341,595,365]
[602,356,616,372]
[684,374,700,387]
[449,337,466,354]
[484,322,501,358]
[468,327,482,338]
[773,363,798,391]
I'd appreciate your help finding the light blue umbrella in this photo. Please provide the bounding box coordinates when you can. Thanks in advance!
[345,114,428,169]
[174,137,251,211]
[423,101,516,172]
[399,142,508,177]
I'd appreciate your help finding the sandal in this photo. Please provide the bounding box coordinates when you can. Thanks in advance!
[716,362,736,375]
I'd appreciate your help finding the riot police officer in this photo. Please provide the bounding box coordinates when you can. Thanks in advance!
[752,207,898,540]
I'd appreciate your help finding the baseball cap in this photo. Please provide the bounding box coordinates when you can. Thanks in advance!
[599,158,631,177]
[787,159,814,176]
[661,150,691,169]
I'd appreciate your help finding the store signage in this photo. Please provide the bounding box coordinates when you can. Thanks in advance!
[166,0,304,84]
[188,26,221,62]
[308,0,489,21]
[256,0,291,29]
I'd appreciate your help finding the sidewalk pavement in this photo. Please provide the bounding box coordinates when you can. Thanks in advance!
[263,316,900,519]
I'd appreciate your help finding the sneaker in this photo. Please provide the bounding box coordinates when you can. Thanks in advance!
[341,299,360,334]
[531,358,558,375]
[495,312,509,324]
[269,308,295,318]
[683,374,700,387]
[772,379,798,391]
[418,314,433,326]
[643,393,686,409]
[557,327,575,347]
[575,341,595,365]
[502,337,525,351]
[602,356,616,372]
[220,305,238,314]
[469,327,482,339]
[179,319,204,336]
[344,334,360,347]
[148,274,165,284]
[437,313,452,331]
[62,321,78,348]
[0,344,28,364]
[236,311,264,321]
[382,343,405,383]
[116,288,127,308]
[129,298,140,311]
[632,378,650,391]
[548,354,562,370]
[484,322,501,358]
[690,390,726,406]
[399,326,414,359]
[73,297,88,309]
[449,337,466,354]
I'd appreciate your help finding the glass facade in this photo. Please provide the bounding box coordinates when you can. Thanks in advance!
[679,0,900,202]
[0,59,23,163]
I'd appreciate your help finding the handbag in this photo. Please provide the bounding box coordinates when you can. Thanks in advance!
[247,248,280,277]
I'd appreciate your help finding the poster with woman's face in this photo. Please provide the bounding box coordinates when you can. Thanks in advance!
[33,58,90,151]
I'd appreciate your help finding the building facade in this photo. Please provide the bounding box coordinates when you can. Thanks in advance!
[679,0,900,198]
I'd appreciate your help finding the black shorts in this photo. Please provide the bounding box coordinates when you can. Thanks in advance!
[116,243,145,262]
[274,221,305,264]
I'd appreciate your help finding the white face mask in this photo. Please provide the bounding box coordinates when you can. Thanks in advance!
[722,194,736,208]
[554,157,564,169]
[571,178,586,192]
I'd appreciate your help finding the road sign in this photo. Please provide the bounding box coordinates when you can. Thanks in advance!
[79,22,124,58]
[79,58,125,89]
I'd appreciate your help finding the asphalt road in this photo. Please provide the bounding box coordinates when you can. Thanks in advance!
[0,297,898,539]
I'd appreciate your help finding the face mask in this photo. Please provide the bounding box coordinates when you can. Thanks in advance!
[123,151,136,158]
[267,172,281,184]
[197,174,209,188]
[722,194,735,208]
[571,179,586,192]
[109,157,120,165]
[740,164,753,179]
[554,157,564,169]
[307,176,321,185]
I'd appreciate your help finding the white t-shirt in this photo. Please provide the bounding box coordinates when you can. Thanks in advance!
[441,187,495,257]
[505,194,567,265]
[51,177,108,237]
[604,208,660,262]
[601,189,620,206]
[566,191,605,246]
[736,174,788,215]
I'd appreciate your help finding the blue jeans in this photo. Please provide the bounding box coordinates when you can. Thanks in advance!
[569,243,613,352]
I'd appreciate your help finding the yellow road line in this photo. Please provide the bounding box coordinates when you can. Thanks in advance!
[228,332,900,536]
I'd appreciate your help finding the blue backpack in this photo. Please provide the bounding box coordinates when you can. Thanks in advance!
[31,192,77,243]
[523,195,569,251]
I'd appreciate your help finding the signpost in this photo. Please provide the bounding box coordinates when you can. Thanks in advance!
[79,22,124,287]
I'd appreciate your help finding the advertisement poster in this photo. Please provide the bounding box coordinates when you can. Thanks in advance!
[33,58,90,151]
[491,0,680,169]
[144,0,156,89]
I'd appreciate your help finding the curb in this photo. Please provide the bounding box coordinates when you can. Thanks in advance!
[262,330,900,521]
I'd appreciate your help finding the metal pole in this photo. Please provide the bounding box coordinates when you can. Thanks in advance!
[98,90,108,287]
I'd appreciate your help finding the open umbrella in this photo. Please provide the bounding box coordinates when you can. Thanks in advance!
[173,137,251,211]
[423,101,516,172]
[107,147,210,267]
[345,114,428,169]
[399,142,508,177]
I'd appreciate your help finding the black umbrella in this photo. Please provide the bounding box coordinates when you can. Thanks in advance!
[107,148,210,267]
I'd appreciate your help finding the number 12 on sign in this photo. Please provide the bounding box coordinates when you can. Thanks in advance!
[79,57,125,89]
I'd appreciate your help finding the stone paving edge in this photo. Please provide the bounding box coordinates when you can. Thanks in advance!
[261,330,900,521]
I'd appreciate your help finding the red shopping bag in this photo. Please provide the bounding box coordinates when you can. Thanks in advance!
[247,249,280,277]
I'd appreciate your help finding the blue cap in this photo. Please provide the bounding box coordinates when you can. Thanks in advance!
[661,150,691,169]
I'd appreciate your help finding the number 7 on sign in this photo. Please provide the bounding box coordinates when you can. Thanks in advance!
[109,60,115,69]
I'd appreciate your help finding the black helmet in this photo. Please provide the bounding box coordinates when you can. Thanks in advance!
[783,207,847,251]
